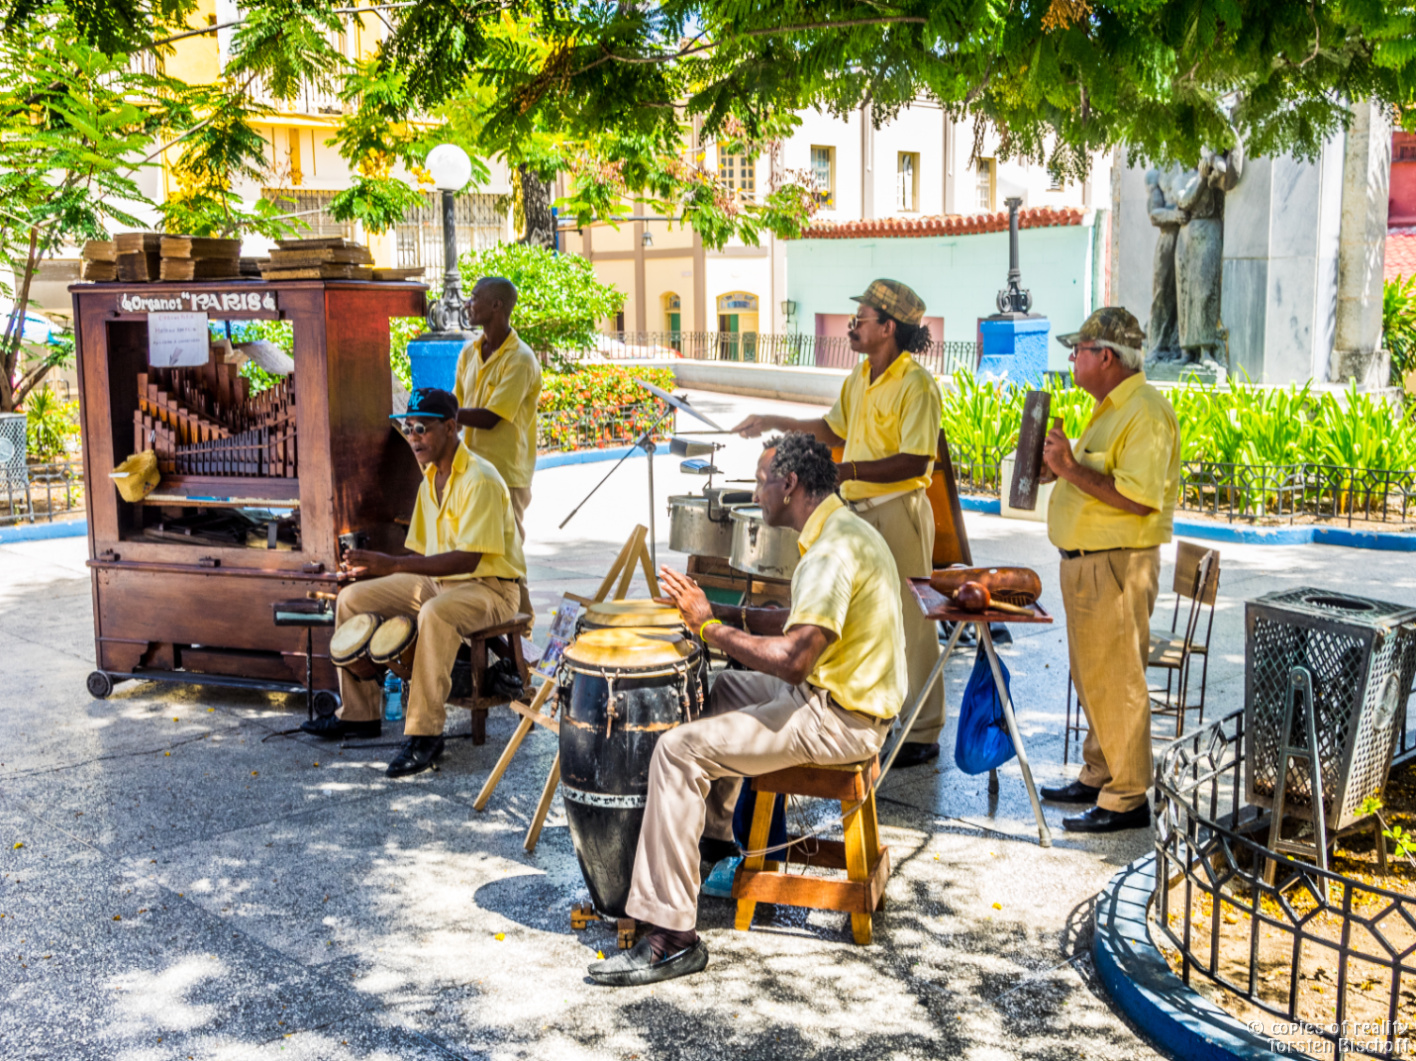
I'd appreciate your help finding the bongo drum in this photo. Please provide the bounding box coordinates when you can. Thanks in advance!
[368,614,418,681]
[329,612,383,682]
[558,628,704,918]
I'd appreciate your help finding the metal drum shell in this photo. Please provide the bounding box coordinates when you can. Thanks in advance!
[668,495,737,558]
[368,615,417,681]
[557,643,704,918]
[329,612,384,683]
[729,506,801,580]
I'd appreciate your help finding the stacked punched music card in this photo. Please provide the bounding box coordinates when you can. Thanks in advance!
[261,238,374,280]
[115,232,163,282]
[159,236,242,281]
[134,346,297,479]
[80,241,118,282]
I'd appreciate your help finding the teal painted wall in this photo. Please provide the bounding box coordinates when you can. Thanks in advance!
[785,221,1096,371]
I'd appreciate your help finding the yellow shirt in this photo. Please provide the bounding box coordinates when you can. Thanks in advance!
[1047,373,1181,552]
[453,328,542,489]
[785,494,908,719]
[404,443,526,581]
[823,353,941,500]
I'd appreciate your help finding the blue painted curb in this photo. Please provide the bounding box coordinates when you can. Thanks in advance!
[1094,854,1284,1061]
[535,445,645,470]
[0,518,86,543]
[956,496,1416,551]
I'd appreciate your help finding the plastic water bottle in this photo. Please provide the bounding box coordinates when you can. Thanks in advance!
[382,672,404,721]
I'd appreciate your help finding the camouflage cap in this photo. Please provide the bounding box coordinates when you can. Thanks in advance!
[850,279,926,326]
[1055,306,1147,358]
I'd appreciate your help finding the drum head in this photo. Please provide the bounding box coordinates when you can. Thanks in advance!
[564,627,696,669]
[583,599,683,629]
[330,612,381,663]
[368,615,416,663]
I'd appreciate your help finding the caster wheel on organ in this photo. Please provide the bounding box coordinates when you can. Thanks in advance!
[312,690,340,718]
[86,671,115,699]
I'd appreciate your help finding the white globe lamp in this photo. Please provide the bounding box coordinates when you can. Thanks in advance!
[425,143,473,193]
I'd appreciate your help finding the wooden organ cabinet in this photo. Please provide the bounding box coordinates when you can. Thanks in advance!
[73,280,427,703]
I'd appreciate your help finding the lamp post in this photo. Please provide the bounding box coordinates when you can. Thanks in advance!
[995,197,1033,316]
[424,143,473,334]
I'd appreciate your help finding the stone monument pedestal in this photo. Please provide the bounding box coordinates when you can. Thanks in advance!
[1144,358,1227,385]
[407,332,474,393]
[977,316,1050,385]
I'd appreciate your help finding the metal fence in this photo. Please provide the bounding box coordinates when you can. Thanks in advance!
[948,447,1416,525]
[1155,708,1416,1060]
[1,459,84,528]
[580,331,981,377]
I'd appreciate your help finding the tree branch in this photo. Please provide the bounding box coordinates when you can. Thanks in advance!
[594,16,929,66]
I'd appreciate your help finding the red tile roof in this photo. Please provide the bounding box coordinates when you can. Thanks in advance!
[797,206,1087,240]
[1387,231,1416,281]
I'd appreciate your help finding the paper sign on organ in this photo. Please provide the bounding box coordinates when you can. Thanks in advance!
[147,312,211,368]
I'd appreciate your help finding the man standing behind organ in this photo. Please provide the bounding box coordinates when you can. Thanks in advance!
[302,388,525,778]
[586,434,906,986]
[1039,308,1181,832]
[731,279,943,767]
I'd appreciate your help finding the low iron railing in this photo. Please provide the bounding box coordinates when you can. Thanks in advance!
[0,459,84,528]
[1154,709,1416,1060]
[579,330,981,378]
[536,401,665,454]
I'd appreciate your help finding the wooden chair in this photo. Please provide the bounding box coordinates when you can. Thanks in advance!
[447,612,534,745]
[733,757,890,945]
[1063,542,1220,761]
[1147,542,1220,736]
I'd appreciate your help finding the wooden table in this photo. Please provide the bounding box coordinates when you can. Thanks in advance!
[900,578,1055,848]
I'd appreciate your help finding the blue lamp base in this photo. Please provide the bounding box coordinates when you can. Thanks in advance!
[976,317,1050,386]
[406,332,474,393]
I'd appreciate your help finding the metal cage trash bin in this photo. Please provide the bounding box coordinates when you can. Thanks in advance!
[1244,588,1416,833]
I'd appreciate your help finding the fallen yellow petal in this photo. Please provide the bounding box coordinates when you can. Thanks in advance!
[991,902,1002,910]
[164,751,171,757]
[112,915,122,921]
[251,771,259,777]
[596,950,605,959]
[172,717,178,722]
[12,842,21,849]
[494,932,505,941]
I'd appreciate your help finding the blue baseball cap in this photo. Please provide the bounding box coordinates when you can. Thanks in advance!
[393,388,458,421]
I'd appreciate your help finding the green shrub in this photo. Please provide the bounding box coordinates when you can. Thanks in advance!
[1384,274,1416,380]
[539,364,676,412]
[24,385,79,460]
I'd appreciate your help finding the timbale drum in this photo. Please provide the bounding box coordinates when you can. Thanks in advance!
[558,628,704,917]
[729,506,800,580]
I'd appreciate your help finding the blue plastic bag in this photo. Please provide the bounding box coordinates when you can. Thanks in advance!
[953,644,1017,775]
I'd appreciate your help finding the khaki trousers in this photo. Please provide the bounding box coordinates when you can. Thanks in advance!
[624,670,890,932]
[1059,547,1161,813]
[335,574,520,736]
[851,489,943,742]
[508,485,534,622]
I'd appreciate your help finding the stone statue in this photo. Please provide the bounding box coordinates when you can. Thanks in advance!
[1144,168,1186,360]
[1147,140,1244,369]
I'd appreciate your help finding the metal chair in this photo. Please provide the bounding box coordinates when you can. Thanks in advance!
[1062,542,1220,762]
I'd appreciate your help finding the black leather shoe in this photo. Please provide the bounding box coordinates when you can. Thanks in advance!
[300,715,381,741]
[386,735,445,778]
[1040,779,1102,804]
[698,836,740,866]
[893,741,940,768]
[1062,804,1151,833]
[588,937,709,987]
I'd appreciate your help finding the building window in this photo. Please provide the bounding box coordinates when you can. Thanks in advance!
[262,189,354,240]
[391,192,507,269]
[976,158,995,212]
[810,146,835,207]
[1047,169,1064,192]
[897,152,919,212]
[718,147,756,199]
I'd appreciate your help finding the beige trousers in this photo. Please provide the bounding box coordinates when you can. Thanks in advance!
[851,489,943,742]
[335,573,520,736]
[1059,547,1161,812]
[508,485,534,622]
[624,670,890,931]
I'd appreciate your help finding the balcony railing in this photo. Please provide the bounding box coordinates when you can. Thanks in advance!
[574,331,981,376]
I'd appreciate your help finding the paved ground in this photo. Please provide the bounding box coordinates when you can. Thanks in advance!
[4,389,1416,1060]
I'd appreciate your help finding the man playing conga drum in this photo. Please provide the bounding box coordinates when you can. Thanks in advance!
[730,279,943,767]
[587,433,906,986]
[302,388,525,778]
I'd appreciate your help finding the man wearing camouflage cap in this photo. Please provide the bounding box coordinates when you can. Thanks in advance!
[1039,307,1181,833]
[733,279,944,767]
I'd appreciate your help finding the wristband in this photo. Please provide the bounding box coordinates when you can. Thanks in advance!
[850,460,858,481]
[699,618,723,641]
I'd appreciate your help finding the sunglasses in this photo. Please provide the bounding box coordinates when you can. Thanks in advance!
[398,419,446,436]
[848,314,883,329]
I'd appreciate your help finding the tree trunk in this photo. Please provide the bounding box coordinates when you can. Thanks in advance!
[517,165,556,249]
[0,226,40,413]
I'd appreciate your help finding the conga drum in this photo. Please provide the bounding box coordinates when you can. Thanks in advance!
[368,615,417,680]
[329,612,384,682]
[558,628,704,917]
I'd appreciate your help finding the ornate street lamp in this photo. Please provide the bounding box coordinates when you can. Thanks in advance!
[424,143,473,334]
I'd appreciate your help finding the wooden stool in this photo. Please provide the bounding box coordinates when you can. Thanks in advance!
[733,757,889,945]
[447,612,533,745]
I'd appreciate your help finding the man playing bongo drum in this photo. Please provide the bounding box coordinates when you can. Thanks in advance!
[302,388,525,778]
[587,433,906,986]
